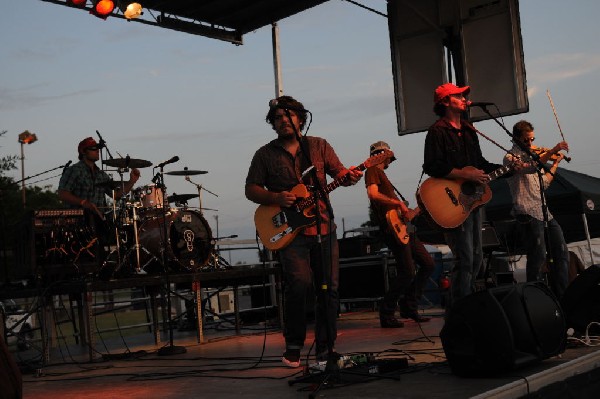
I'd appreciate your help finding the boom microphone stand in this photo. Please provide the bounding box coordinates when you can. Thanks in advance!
[154,165,187,356]
[279,108,342,394]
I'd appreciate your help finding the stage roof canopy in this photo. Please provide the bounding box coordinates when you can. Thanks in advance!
[40,0,331,44]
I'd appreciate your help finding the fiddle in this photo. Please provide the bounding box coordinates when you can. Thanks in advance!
[530,146,571,163]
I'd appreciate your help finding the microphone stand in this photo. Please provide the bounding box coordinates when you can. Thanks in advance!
[155,166,186,356]
[474,105,560,291]
[13,162,72,188]
[283,109,341,393]
[95,134,126,274]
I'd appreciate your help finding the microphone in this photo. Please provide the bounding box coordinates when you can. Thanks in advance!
[63,160,72,172]
[151,173,160,184]
[95,130,107,149]
[157,156,180,169]
[269,99,309,113]
[468,101,495,108]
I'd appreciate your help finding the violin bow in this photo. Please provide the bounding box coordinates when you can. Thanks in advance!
[546,89,567,143]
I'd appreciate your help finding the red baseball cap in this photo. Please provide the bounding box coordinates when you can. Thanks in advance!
[78,137,98,154]
[434,83,470,104]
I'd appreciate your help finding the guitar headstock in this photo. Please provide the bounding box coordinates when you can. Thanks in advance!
[363,149,395,169]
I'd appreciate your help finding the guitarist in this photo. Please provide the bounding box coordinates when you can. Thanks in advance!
[245,95,362,368]
[365,141,434,327]
[423,83,506,306]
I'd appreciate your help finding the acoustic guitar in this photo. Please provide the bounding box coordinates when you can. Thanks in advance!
[417,164,512,229]
[254,150,393,251]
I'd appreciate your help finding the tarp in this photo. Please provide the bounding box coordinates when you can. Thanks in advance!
[486,167,600,243]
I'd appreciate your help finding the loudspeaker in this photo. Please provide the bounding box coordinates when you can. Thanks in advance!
[441,282,566,376]
[561,264,600,335]
[0,335,22,399]
[388,0,528,135]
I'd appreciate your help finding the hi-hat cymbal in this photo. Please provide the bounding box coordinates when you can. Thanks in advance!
[165,169,208,176]
[167,193,199,203]
[103,157,152,169]
[96,180,123,189]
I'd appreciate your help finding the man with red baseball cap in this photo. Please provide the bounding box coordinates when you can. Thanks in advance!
[59,137,141,267]
[59,137,140,214]
[422,83,503,306]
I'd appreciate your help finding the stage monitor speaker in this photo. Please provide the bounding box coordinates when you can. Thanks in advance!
[561,264,600,335]
[0,335,22,399]
[441,282,566,376]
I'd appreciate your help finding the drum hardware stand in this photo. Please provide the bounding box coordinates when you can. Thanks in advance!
[154,165,187,356]
[184,175,218,216]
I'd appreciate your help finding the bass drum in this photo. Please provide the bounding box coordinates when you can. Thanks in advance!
[138,209,214,271]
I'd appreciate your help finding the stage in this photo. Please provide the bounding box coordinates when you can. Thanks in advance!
[10,306,600,399]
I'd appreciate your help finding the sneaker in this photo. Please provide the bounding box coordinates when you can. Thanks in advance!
[400,311,431,323]
[380,316,404,328]
[282,349,301,368]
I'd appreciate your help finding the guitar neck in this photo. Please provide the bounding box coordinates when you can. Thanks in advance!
[487,164,512,182]
[296,163,367,210]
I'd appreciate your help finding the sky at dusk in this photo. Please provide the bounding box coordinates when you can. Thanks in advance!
[2,0,599,264]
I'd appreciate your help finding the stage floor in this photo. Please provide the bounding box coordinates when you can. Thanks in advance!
[12,306,600,399]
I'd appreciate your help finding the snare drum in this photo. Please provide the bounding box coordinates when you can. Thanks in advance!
[138,209,214,271]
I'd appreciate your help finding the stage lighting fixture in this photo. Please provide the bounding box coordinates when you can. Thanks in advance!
[67,0,87,6]
[120,2,143,20]
[90,0,114,19]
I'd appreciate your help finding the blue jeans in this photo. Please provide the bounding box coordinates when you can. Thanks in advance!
[517,215,569,297]
[278,233,339,353]
[444,209,484,305]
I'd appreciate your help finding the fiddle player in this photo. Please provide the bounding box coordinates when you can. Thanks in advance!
[503,120,569,298]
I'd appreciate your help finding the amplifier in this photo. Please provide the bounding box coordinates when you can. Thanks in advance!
[17,209,99,281]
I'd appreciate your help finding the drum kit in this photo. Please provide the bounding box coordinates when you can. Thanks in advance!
[97,156,218,280]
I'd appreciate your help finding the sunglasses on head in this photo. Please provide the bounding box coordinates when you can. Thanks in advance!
[85,146,99,151]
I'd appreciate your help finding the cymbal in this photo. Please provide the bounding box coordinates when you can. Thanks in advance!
[167,193,199,203]
[103,157,152,169]
[165,169,208,176]
[96,180,123,189]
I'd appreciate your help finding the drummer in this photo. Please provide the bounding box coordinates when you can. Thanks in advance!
[58,137,140,218]
[59,137,141,264]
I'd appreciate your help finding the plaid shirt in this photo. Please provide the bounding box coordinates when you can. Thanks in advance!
[504,144,552,221]
[58,160,114,208]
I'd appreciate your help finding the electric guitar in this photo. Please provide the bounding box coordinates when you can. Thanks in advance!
[254,150,393,251]
[417,164,512,229]
[385,207,420,245]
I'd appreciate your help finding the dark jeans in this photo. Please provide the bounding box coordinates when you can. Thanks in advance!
[517,215,569,297]
[444,209,484,305]
[279,233,339,353]
[380,234,435,316]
